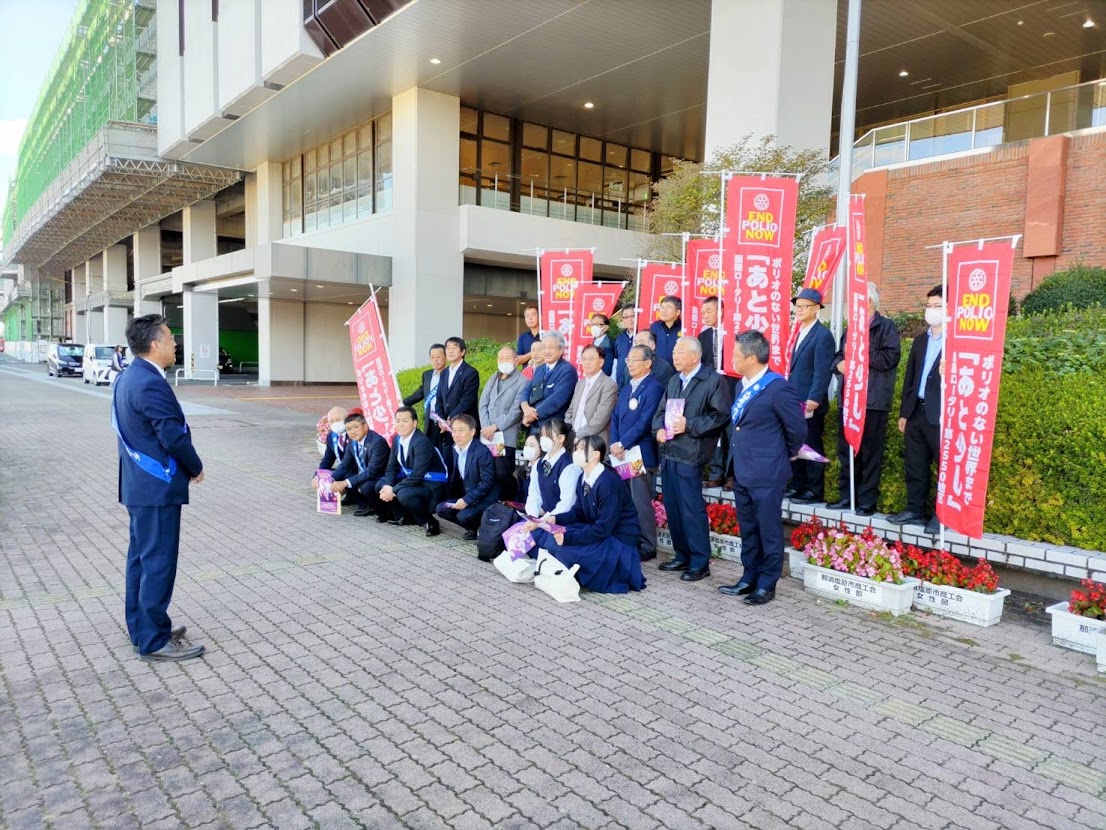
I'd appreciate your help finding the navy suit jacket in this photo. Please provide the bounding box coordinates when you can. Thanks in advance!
[609,374,664,469]
[526,359,578,425]
[787,320,835,405]
[437,361,481,427]
[649,318,682,365]
[318,431,349,472]
[651,356,675,387]
[448,440,499,507]
[403,368,444,441]
[729,375,808,490]
[333,430,389,489]
[381,429,447,492]
[544,467,640,548]
[114,358,203,507]
[614,331,634,387]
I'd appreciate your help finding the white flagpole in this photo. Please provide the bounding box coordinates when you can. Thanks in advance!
[830,0,862,348]
[717,172,730,374]
[938,239,950,552]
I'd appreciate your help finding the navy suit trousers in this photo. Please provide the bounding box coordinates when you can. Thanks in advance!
[732,482,787,592]
[125,505,182,655]
[662,458,712,571]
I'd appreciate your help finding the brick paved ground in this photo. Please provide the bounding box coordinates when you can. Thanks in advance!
[2,357,1105,830]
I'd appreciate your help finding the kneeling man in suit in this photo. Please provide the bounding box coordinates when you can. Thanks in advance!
[436,414,500,540]
[377,407,449,537]
[720,330,808,606]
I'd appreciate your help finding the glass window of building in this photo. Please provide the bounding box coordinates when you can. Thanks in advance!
[523,122,548,149]
[483,112,510,142]
[552,130,575,156]
[460,106,478,135]
[579,136,602,162]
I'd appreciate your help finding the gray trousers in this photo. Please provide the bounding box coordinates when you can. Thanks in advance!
[627,468,658,555]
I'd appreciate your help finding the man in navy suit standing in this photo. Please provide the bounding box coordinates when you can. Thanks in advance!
[785,288,835,504]
[520,330,577,434]
[436,337,481,465]
[436,415,500,540]
[720,331,808,606]
[113,315,205,661]
[403,343,447,447]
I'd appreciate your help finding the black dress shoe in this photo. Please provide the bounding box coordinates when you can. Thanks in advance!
[426,518,441,537]
[658,559,689,572]
[377,513,392,523]
[826,499,851,510]
[719,582,755,596]
[463,530,478,541]
[924,517,940,535]
[790,491,820,504]
[855,506,876,516]
[639,548,657,562]
[743,589,775,606]
[783,487,798,498]
[681,567,710,582]
[887,510,927,526]
[354,506,376,517]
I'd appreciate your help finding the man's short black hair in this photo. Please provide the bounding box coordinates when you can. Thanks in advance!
[344,413,367,426]
[445,336,467,353]
[429,343,446,355]
[589,313,609,325]
[927,284,944,299]
[735,330,770,364]
[701,295,719,307]
[660,295,682,311]
[582,344,606,360]
[451,414,477,431]
[126,314,168,356]
[396,405,419,423]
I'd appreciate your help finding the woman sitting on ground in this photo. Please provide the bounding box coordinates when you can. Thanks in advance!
[515,433,542,500]
[524,419,580,521]
[528,434,645,594]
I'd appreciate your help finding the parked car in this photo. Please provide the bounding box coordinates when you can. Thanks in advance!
[47,343,85,377]
[83,344,125,386]
[172,339,234,373]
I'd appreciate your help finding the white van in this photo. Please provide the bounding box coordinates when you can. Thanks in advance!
[83,344,126,386]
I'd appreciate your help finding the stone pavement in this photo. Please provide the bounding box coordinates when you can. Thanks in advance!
[1,357,1105,830]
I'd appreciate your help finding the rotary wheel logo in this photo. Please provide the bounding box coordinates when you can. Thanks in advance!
[664,280,679,295]
[753,193,770,211]
[708,254,721,270]
[591,298,605,311]
[968,268,988,292]
[357,322,366,334]
[559,264,574,277]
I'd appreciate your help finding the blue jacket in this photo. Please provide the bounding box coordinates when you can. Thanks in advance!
[318,431,349,472]
[729,374,808,490]
[536,467,640,549]
[613,330,634,387]
[609,374,664,469]
[436,360,481,427]
[448,440,499,508]
[113,357,203,507]
[525,359,578,425]
[649,318,682,365]
[787,320,835,405]
[333,430,390,489]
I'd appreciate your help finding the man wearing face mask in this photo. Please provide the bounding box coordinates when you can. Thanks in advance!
[327,412,390,517]
[784,287,835,505]
[315,406,349,474]
[479,344,528,500]
[588,313,616,377]
[889,285,946,535]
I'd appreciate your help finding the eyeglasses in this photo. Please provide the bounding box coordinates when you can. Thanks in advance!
[794,303,819,311]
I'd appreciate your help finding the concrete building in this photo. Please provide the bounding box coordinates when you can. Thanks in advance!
[3,0,1105,381]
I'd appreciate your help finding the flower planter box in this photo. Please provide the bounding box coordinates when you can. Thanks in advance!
[655,528,741,562]
[802,563,919,616]
[1046,602,1106,654]
[786,547,805,580]
[911,583,1011,628]
[1097,633,1106,674]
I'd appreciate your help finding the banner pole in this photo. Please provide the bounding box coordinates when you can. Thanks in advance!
[633,259,644,334]
[849,446,856,512]
[717,172,730,374]
[938,239,950,552]
[535,248,545,333]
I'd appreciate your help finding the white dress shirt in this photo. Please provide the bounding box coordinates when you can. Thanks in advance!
[525,446,582,518]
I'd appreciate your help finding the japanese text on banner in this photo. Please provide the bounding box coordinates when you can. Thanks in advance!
[539,250,594,359]
[348,295,402,444]
[842,196,870,453]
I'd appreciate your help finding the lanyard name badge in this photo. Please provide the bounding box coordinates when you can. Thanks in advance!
[731,372,782,425]
[111,394,178,483]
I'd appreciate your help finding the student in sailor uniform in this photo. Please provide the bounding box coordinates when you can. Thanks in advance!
[524,419,581,521]
[529,434,645,594]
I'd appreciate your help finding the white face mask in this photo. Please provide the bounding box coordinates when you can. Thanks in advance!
[925,307,944,327]
[539,436,555,453]
[330,422,347,435]
[590,326,604,338]
[572,450,588,468]
[522,445,539,462]
[497,361,515,375]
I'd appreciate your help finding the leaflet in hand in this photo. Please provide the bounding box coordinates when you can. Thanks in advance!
[502,519,566,560]
[315,469,341,515]
[612,446,645,480]
[796,444,829,463]
[480,431,506,457]
[432,413,453,433]
[664,398,685,440]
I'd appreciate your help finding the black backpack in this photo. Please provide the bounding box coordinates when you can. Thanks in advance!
[476,503,517,562]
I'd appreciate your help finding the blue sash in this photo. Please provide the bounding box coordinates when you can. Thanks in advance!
[399,445,449,483]
[110,393,178,483]
[731,371,783,425]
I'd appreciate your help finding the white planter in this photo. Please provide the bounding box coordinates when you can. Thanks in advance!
[787,547,806,580]
[912,583,1011,628]
[802,563,919,616]
[654,528,741,562]
[1046,602,1106,654]
[1097,633,1106,674]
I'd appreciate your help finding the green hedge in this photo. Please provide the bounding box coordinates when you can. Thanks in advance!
[1021,264,1106,316]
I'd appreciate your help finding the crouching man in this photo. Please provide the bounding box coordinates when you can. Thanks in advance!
[436,415,500,540]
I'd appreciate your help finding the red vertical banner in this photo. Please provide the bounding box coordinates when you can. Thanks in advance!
[686,238,725,301]
[539,250,594,358]
[935,241,1017,538]
[841,196,870,454]
[571,281,626,372]
[348,294,402,444]
[783,223,849,377]
[720,175,799,376]
[638,261,698,336]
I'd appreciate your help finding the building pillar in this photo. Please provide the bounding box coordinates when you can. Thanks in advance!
[182,201,219,374]
[257,297,304,387]
[133,224,164,315]
[388,87,463,369]
[103,244,129,344]
[247,162,284,247]
[704,0,837,158]
[73,263,88,342]
[86,253,103,295]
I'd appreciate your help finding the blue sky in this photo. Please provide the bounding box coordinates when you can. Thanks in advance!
[0,0,80,218]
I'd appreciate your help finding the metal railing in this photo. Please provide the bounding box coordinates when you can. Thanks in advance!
[458,167,649,231]
[840,78,1106,180]
[174,368,219,386]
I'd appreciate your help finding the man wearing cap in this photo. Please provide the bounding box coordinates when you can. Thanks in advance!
[785,287,835,504]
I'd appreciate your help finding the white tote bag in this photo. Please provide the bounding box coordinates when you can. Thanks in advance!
[493,550,536,584]
[533,549,581,603]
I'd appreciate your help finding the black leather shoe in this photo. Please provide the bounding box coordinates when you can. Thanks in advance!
[658,559,689,572]
[463,530,478,541]
[856,506,876,516]
[825,499,851,510]
[719,582,754,596]
[354,506,375,517]
[924,517,940,535]
[887,510,927,526]
[743,589,775,606]
[639,549,657,562]
[681,567,710,582]
[790,491,820,504]
[783,487,798,498]
[377,513,392,523]
[426,518,441,537]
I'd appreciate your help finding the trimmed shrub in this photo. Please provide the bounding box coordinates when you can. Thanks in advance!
[1021,263,1106,316]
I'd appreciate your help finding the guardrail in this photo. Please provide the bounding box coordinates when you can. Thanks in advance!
[174,368,219,386]
[238,361,259,372]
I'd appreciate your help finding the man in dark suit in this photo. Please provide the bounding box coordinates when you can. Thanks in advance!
[649,294,683,365]
[613,305,636,387]
[609,344,665,561]
[315,406,349,473]
[889,285,946,535]
[634,330,675,387]
[827,282,902,516]
[327,412,390,517]
[436,415,500,540]
[521,330,578,434]
[436,337,481,465]
[652,336,732,582]
[113,315,205,662]
[699,295,737,488]
[587,312,616,377]
[403,343,447,446]
[719,330,808,606]
[697,296,719,370]
[785,288,836,504]
[377,407,449,537]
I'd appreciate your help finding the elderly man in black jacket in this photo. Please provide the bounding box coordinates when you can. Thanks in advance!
[651,336,732,582]
[826,282,902,516]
